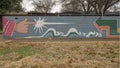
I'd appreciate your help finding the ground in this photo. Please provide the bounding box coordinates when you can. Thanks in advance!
[0,38,119,68]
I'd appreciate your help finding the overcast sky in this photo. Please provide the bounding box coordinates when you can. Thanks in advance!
[21,0,62,13]
[21,0,35,12]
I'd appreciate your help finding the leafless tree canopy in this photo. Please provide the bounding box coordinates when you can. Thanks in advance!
[62,0,93,14]
[33,0,56,13]
[62,0,119,14]
[88,0,119,14]
[32,0,119,14]
[61,0,80,12]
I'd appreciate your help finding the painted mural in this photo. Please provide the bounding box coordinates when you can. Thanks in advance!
[2,16,120,38]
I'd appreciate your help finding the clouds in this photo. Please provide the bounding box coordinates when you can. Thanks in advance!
[21,0,35,12]
[51,2,62,13]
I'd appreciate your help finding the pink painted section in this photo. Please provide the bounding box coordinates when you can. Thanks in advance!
[2,17,9,27]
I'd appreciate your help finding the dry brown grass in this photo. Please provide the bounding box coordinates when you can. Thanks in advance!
[0,39,119,68]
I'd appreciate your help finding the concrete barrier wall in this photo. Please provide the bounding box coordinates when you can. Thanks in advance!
[2,16,120,38]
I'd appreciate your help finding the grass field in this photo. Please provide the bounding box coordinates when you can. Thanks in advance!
[0,38,119,68]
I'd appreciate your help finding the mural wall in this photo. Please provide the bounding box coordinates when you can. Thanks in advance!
[2,16,120,38]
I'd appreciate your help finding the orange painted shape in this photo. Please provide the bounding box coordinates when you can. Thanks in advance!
[117,28,120,33]
[94,22,119,38]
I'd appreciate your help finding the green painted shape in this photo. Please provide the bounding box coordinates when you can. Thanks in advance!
[43,31,80,38]
[43,31,61,38]
[96,20,119,35]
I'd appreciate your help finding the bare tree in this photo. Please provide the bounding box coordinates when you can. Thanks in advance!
[88,0,119,14]
[33,0,56,13]
[61,0,119,14]
[61,0,93,14]
[78,0,93,14]
[61,0,80,12]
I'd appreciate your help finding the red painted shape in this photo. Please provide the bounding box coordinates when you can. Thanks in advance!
[6,22,15,37]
